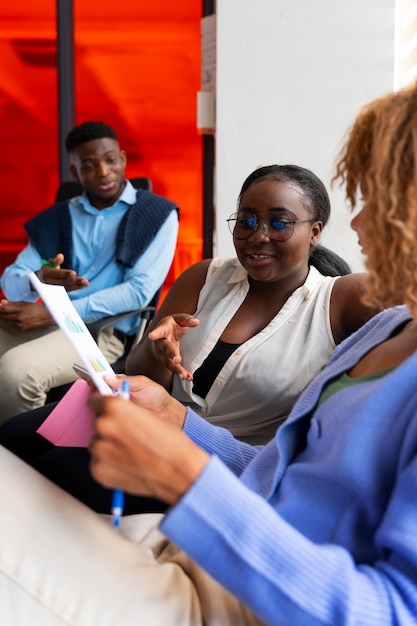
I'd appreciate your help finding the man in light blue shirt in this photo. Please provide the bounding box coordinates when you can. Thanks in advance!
[0,121,179,421]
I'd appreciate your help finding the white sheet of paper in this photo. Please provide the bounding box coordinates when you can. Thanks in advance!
[29,272,114,395]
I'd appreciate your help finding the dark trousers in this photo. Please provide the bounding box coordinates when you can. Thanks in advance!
[0,404,168,515]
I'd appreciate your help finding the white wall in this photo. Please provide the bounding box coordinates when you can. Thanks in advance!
[215,0,396,271]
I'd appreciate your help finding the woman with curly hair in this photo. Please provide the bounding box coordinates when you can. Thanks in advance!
[2,83,417,625]
[334,84,417,313]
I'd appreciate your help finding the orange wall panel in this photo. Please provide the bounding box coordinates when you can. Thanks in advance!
[0,1,203,300]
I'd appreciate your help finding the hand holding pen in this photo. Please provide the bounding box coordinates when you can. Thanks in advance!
[111,378,130,529]
[89,375,208,508]
[39,254,89,291]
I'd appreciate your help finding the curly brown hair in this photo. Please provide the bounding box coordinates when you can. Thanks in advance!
[333,82,417,317]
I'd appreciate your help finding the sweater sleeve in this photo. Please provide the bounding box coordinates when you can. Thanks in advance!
[183,407,261,476]
[161,453,417,626]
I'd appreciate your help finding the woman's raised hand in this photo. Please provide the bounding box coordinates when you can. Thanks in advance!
[147,313,199,380]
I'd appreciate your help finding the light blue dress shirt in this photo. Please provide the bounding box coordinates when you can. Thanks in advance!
[1,181,178,334]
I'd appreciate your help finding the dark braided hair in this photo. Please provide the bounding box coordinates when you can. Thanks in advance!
[65,121,118,154]
[238,165,331,226]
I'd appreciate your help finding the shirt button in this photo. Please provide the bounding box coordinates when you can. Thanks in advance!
[217,380,222,387]
[235,350,241,356]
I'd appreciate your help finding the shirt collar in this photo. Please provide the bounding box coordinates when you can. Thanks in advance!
[227,259,248,284]
[119,179,137,204]
[76,179,136,213]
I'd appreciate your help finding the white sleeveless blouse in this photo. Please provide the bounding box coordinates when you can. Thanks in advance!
[171,257,338,444]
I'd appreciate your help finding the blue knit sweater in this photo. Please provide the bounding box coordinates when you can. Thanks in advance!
[24,188,179,269]
[162,305,417,625]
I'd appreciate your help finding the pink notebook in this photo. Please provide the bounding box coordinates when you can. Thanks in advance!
[37,379,95,447]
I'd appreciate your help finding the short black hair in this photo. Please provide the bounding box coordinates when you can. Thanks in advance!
[65,121,118,154]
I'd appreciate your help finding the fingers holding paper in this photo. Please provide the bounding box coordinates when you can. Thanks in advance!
[103,374,187,425]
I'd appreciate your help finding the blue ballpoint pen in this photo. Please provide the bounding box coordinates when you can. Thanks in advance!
[111,378,130,528]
